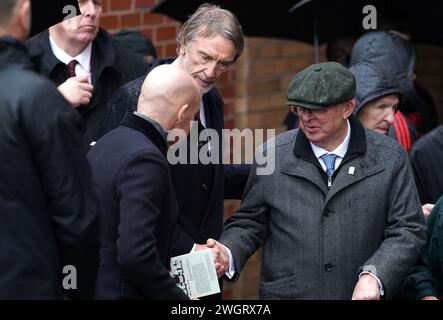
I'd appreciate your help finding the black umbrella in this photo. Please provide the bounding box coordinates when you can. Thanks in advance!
[151,0,443,61]
[30,0,80,37]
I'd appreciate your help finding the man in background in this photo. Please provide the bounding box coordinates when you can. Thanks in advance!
[27,0,147,152]
[0,0,99,299]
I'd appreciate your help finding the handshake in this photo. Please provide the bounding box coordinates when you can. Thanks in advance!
[195,239,231,278]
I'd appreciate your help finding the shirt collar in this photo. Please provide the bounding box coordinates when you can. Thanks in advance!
[199,100,207,128]
[49,36,92,72]
[133,112,168,143]
[310,120,351,160]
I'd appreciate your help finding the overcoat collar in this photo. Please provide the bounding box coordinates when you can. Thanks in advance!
[121,112,168,157]
[281,115,383,197]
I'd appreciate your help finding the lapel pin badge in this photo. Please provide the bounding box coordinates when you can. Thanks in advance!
[348,166,355,175]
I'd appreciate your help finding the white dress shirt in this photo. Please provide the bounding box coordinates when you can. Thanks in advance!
[310,120,351,173]
[198,100,212,155]
[49,37,92,84]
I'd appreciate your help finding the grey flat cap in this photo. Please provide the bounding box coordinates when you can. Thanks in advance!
[287,62,356,110]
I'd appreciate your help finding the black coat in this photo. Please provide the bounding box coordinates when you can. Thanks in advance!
[88,113,188,300]
[0,36,99,299]
[99,59,250,256]
[409,125,443,204]
[26,29,148,153]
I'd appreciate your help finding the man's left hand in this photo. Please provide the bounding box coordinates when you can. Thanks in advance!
[352,274,381,300]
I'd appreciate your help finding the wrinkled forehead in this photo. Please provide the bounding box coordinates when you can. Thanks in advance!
[188,33,236,57]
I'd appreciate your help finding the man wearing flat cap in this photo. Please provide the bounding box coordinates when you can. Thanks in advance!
[208,62,426,299]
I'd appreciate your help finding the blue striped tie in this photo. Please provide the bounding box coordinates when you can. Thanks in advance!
[321,154,338,178]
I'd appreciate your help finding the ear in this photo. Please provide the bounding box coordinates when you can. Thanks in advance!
[343,99,356,119]
[178,46,185,56]
[176,103,190,124]
[17,0,31,39]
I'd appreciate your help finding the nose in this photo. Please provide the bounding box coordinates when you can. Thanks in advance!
[204,61,218,79]
[82,1,97,17]
[385,109,396,124]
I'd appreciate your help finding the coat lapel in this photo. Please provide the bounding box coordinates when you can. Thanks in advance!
[326,116,384,200]
[29,30,66,80]
[200,89,223,228]
[280,116,385,199]
[280,130,329,195]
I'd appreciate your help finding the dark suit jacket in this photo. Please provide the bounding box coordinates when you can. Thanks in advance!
[99,58,250,257]
[87,113,188,300]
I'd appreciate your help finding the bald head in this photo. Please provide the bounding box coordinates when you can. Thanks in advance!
[138,64,201,133]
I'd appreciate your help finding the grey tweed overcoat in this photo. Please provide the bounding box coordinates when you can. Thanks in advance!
[220,116,426,300]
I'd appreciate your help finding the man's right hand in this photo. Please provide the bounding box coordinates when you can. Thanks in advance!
[422,203,435,219]
[58,74,93,107]
[206,238,230,278]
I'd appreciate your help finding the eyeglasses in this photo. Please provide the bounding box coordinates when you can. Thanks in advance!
[290,105,335,115]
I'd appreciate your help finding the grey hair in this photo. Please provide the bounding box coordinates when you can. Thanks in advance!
[0,0,20,27]
[176,3,244,61]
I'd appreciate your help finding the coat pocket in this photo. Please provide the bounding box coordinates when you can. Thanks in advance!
[259,275,298,300]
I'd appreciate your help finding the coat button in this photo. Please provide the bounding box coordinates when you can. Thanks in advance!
[202,184,208,191]
[323,208,333,217]
[324,263,334,272]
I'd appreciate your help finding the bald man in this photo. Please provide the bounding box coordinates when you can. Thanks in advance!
[87,65,200,300]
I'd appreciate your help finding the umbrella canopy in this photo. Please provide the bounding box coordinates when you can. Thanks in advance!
[152,0,363,44]
[30,0,80,37]
[151,0,443,47]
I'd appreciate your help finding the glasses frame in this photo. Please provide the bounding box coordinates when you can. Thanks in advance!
[289,105,336,115]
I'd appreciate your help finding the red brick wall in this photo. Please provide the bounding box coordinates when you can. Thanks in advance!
[101,0,180,58]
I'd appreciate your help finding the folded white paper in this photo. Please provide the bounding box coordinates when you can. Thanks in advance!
[170,249,220,299]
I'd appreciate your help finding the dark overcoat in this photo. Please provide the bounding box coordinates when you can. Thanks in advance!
[88,113,188,299]
[0,36,99,299]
